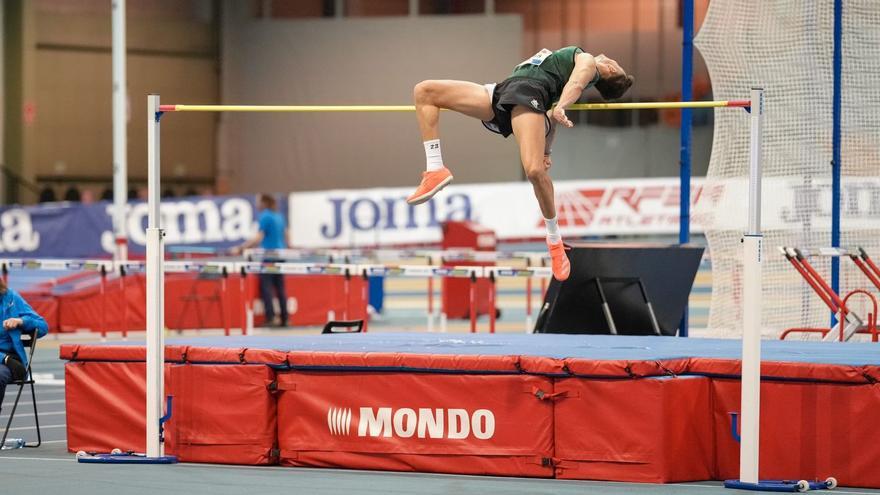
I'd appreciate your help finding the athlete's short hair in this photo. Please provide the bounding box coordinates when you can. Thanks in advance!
[258,193,277,210]
[595,73,635,100]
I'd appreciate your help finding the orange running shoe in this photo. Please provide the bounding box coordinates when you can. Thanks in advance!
[406,167,453,205]
[547,240,571,282]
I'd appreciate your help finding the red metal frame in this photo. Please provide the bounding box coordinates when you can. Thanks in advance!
[852,247,880,291]
[361,269,369,333]
[488,272,497,334]
[221,268,230,337]
[780,247,879,342]
[99,268,108,339]
[469,272,476,333]
[782,248,840,314]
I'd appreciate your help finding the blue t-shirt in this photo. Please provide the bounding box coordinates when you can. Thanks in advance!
[258,209,287,249]
[0,289,48,365]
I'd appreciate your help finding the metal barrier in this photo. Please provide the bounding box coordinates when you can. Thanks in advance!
[0,257,552,336]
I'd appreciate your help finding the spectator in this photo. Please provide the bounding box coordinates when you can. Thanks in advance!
[230,194,289,327]
[63,186,81,202]
[80,189,96,204]
[0,278,48,414]
[38,187,56,203]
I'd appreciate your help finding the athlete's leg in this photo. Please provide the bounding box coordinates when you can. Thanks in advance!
[413,80,494,140]
[408,80,492,205]
[511,106,570,281]
[511,106,555,218]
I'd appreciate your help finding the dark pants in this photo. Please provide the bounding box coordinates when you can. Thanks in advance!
[0,363,11,411]
[259,274,288,326]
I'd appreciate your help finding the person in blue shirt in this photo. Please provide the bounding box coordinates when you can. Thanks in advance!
[0,278,48,411]
[231,194,290,327]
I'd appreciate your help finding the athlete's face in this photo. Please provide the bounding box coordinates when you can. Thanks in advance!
[596,54,625,78]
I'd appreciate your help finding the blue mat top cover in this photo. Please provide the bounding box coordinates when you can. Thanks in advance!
[157,333,880,367]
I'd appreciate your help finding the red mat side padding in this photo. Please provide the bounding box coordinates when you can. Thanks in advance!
[65,362,164,453]
[689,358,873,384]
[712,379,880,489]
[165,364,277,465]
[276,371,555,478]
[553,357,692,378]
[65,362,277,465]
[553,375,714,483]
[59,344,188,363]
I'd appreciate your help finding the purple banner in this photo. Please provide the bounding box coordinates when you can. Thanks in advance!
[0,195,284,258]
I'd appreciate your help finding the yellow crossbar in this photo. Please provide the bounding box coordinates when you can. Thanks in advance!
[159,100,748,113]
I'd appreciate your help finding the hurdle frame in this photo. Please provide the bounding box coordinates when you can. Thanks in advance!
[145,92,764,474]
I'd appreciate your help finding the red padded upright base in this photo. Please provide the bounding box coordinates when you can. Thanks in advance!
[65,362,277,465]
[165,364,278,465]
[553,375,714,483]
[712,378,880,489]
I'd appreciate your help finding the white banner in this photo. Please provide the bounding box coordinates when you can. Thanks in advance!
[289,178,708,248]
[693,177,880,231]
[289,176,880,248]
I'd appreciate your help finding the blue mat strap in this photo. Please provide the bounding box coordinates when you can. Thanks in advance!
[729,412,741,443]
[159,395,173,443]
[77,454,177,464]
[724,479,832,492]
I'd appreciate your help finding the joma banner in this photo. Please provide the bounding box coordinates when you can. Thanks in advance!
[0,195,280,258]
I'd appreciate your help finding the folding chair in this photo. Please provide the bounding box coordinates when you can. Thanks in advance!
[1,330,42,448]
[322,320,364,334]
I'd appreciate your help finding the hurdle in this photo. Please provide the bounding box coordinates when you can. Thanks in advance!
[0,258,115,338]
[245,247,549,332]
[146,92,767,482]
[780,247,870,341]
[832,246,880,293]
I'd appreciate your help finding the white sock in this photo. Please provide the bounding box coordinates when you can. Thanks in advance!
[424,139,443,172]
[545,216,561,244]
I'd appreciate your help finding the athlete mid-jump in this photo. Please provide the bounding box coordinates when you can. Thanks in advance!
[406,46,634,281]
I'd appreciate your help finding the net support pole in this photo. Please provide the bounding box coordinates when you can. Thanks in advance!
[111,0,128,262]
[830,0,842,316]
[739,87,764,485]
[678,0,694,338]
[145,94,164,459]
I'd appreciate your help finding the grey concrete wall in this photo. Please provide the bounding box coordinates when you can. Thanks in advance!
[551,124,714,180]
[220,4,523,193]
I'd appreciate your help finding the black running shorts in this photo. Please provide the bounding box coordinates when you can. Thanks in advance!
[482,77,552,138]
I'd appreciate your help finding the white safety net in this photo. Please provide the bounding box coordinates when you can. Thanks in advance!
[694,1,880,338]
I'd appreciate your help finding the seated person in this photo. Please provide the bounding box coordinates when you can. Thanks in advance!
[0,279,48,411]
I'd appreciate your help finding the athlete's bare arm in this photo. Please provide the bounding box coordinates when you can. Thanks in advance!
[543,111,556,170]
[551,52,597,128]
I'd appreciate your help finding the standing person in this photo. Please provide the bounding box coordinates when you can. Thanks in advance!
[0,278,48,413]
[231,194,290,327]
[406,47,634,281]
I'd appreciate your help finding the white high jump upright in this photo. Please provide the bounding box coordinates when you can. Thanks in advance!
[145,94,165,458]
[739,87,764,484]
[111,0,128,262]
